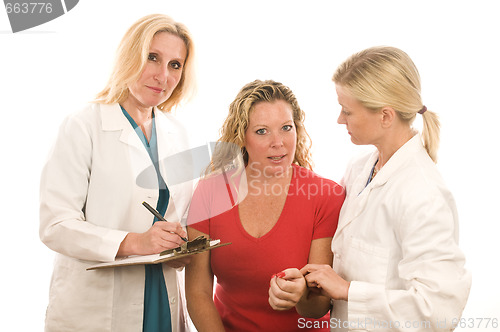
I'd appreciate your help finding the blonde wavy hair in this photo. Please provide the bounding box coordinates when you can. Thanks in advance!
[95,14,196,111]
[207,80,313,176]
[333,46,440,162]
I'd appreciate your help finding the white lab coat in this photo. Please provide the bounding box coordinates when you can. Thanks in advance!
[331,135,471,331]
[40,103,195,332]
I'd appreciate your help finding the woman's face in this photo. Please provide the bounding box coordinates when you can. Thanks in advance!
[244,100,297,177]
[127,32,187,109]
[336,84,383,145]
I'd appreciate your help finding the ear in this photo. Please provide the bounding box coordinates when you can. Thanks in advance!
[380,106,396,128]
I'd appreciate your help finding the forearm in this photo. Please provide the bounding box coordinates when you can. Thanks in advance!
[185,227,223,330]
[40,217,127,261]
[297,238,336,317]
[296,290,331,318]
[187,293,225,332]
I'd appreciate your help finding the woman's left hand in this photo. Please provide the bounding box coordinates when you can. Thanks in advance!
[268,268,307,311]
[300,264,350,301]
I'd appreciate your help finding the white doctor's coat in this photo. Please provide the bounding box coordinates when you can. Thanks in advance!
[331,135,471,331]
[40,103,195,331]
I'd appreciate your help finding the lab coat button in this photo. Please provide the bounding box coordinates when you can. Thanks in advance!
[170,297,176,304]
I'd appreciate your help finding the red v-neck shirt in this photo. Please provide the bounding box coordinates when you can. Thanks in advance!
[188,164,345,331]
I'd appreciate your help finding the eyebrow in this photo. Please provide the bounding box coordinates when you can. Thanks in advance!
[148,49,186,62]
[251,120,294,128]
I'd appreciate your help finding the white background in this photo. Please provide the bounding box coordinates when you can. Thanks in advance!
[1,0,499,330]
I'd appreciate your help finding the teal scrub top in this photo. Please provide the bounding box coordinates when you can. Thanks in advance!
[121,105,172,332]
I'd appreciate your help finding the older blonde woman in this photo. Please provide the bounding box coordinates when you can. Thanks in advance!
[295,46,471,331]
[185,80,345,332]
[40,14,196,331]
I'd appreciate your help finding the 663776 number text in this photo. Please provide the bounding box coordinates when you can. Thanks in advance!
[5,2,53,14]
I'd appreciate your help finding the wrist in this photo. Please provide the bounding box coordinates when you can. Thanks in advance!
[117,232,139,257]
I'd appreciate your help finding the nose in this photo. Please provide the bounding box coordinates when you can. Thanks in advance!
[337,111,346,125]
[270,132,284,148]
[154,64,169,84]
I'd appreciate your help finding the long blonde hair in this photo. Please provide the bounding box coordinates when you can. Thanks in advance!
[207,80,313,175]
[333,46,440,162]
[95,14,196,111]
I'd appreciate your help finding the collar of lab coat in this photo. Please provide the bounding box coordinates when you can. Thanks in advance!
[364,133,424,191]
[99,103,178,151]
[335,134,426,236]
[99,102,183,186]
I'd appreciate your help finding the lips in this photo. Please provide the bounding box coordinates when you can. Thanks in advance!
[268,155,286,161]
[147,86,165,93]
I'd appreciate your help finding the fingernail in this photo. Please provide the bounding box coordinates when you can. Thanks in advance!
[276,272,286,278]
[271,274,276,279]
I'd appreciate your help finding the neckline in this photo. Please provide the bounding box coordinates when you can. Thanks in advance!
[233,164,297,242]
[365,158,379,187]
[120,104,156,147]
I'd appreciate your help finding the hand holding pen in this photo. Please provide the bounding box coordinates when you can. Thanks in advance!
[116,202,188,257]
[142,201,188,242]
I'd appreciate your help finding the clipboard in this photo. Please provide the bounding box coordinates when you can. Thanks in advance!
[87,236,230,270]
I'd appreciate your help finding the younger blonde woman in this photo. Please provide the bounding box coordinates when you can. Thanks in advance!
[278,46,471,331]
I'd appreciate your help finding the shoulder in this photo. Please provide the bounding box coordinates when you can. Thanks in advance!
[294,164,338,184]
[386,149,456,220]
[57,103,103,137]
[67,103,102,121]
[292,164,345,197]
[196,169,238,192]
[397,145,449,195]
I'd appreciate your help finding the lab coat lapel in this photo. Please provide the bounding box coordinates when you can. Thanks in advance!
[335,151,378,237]
[100,103,154,186]
[334,135,422,239]
[100,103,150,153]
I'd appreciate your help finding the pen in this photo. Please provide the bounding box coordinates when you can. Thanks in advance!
[142,201,188,242]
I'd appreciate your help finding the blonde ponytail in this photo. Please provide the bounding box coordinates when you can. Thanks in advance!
[420,109,440,163]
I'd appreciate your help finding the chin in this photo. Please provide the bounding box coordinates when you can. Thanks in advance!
[350,137,363,145]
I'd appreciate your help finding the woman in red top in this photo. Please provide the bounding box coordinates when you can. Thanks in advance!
[185,80,345,331]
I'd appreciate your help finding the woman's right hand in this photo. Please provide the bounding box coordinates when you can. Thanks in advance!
[117,221,187,257]
[268,268,307,311]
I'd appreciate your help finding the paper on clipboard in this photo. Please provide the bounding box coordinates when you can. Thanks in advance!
[87,238,230,270]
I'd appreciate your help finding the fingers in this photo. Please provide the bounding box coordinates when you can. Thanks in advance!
[151,222,187,246]
[139,222,187,254]
[165,256,192,269]
[300,266,350,301]
[269,277,300,310]
[279,268,303,280]
[154,221,187,239]
[300,263,329,275]
[269,268,306,311]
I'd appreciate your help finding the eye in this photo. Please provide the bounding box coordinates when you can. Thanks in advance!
[282,124,293,132]
[341,107,350,116]
[255,128,267,135]
[148,53,158,62]
[170,61,182,70]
